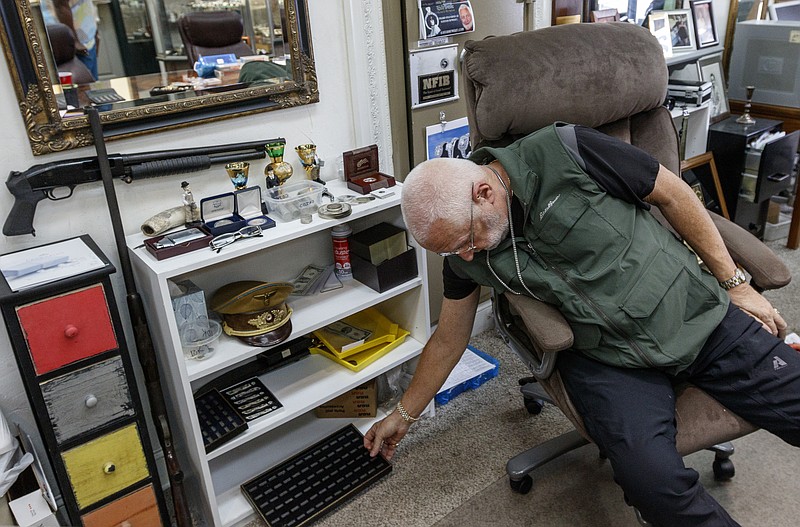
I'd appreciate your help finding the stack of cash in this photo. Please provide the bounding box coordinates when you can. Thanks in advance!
[290,264,342,296]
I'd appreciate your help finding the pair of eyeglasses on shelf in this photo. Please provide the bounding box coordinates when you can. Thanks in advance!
[210,225,263,252]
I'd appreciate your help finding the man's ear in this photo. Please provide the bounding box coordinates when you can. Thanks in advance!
[474,181,495,204]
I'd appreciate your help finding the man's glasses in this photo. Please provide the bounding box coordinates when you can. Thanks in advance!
[437,200,476,257]
[210,225,263,252]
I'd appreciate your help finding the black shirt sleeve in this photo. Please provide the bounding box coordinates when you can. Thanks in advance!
[570,125,660,208]
[442,125,661,300]
[442,256,480,300]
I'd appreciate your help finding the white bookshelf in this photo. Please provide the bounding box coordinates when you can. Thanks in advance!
[127,180,430,526]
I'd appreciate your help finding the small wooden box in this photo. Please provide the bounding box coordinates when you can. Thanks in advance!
[143,227,212,261]
[343,144,396,195]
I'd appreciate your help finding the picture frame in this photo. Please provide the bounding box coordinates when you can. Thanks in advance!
[696,52,730,124]
[690,0,719,48]
[680,152,730,219]
[591,8,620,22]
[648,11,674,57]
[665,9,697,52]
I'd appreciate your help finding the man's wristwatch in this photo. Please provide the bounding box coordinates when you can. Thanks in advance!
[719,267,747,290]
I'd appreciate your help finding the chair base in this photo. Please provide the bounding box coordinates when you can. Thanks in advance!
[509,379,737,496]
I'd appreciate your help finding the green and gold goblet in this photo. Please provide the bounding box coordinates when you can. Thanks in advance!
[265,141,293,185]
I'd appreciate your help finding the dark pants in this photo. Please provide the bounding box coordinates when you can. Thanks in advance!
[557,305,800,526]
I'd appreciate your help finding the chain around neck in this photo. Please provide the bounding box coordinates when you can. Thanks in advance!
[484,164,541,300]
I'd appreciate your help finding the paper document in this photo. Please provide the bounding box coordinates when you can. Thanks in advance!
[0,238,105,292]
[437,347,496,394]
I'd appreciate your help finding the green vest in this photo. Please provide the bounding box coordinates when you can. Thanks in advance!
[453,124,729,373]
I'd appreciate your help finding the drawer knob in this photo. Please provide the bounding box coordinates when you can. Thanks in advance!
[85,395,98,408]
[64,325,79,338]
[103,462,116,474]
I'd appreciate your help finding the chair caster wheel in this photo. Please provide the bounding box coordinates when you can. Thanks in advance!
[713,458,735,481]
[523,397,544,415]
[509,475,533,494]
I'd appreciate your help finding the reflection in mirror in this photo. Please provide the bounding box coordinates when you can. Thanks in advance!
[0,0,316,155]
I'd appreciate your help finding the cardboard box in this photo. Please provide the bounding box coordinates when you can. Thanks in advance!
[8,490,58,527]
[351,247,418,293]
[343,144,396,195]
[351,223,408,266]
[315,380,377,418]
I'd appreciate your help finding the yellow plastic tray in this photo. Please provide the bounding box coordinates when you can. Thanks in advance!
[312,308,400,359]
[311,328,409,372]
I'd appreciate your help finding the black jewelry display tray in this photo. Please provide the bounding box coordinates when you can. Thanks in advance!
[241,424,392,527]
[195,388,248,453]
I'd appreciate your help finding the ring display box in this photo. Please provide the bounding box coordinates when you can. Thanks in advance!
[343,144,396,195]
[201,186,275,236]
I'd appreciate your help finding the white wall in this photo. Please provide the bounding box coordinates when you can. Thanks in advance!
[0,0,390,434]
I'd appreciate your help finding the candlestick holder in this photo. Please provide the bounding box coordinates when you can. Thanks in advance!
[736,85,756,125]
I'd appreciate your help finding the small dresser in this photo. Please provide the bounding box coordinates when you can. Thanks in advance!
[0,235,169,526]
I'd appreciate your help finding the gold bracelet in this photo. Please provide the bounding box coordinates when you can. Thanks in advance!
[396,400,419,423]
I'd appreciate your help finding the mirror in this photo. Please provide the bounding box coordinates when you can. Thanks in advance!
[0,0,317,155]
[722,0,767,82]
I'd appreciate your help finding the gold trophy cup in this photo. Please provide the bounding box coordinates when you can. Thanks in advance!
[225,161,250,190]
[295,143,321,181]
[265,142,293,186]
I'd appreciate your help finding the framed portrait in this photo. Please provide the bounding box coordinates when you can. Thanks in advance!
[697,52,730,124]
[680,152,730,219]
[648,11,674,57]
[690,0,718,48]
[665,9,696,52]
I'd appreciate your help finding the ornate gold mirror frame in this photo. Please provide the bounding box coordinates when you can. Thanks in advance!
[0,0,317,156]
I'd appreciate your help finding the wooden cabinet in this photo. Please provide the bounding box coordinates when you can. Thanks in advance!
[0,236,169,526]
[125,180,430,526]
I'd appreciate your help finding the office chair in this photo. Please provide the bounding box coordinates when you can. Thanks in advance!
[178,10,254,65]
[46,23,95,84]
[461,21,792,511]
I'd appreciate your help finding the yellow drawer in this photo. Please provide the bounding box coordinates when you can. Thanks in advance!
[61,424,150,509]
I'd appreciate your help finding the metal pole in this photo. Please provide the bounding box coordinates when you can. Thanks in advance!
[85,106,192,527]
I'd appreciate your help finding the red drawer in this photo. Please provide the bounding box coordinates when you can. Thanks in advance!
[16,284,118,375]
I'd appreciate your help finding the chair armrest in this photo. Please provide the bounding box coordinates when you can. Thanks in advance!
[505,294,574,353]
[709,211,791,291]
[499,293,573,380]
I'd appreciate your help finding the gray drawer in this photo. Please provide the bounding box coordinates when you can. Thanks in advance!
[40,356,135,443]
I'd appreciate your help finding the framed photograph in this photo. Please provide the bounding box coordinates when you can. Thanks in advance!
[648,11,674,57]
[690,0,718,48]
[680,152,730,219]
[425,117,470,160]
[697,52,730,124]
[665,9,696,52]
[591,8,620,22]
